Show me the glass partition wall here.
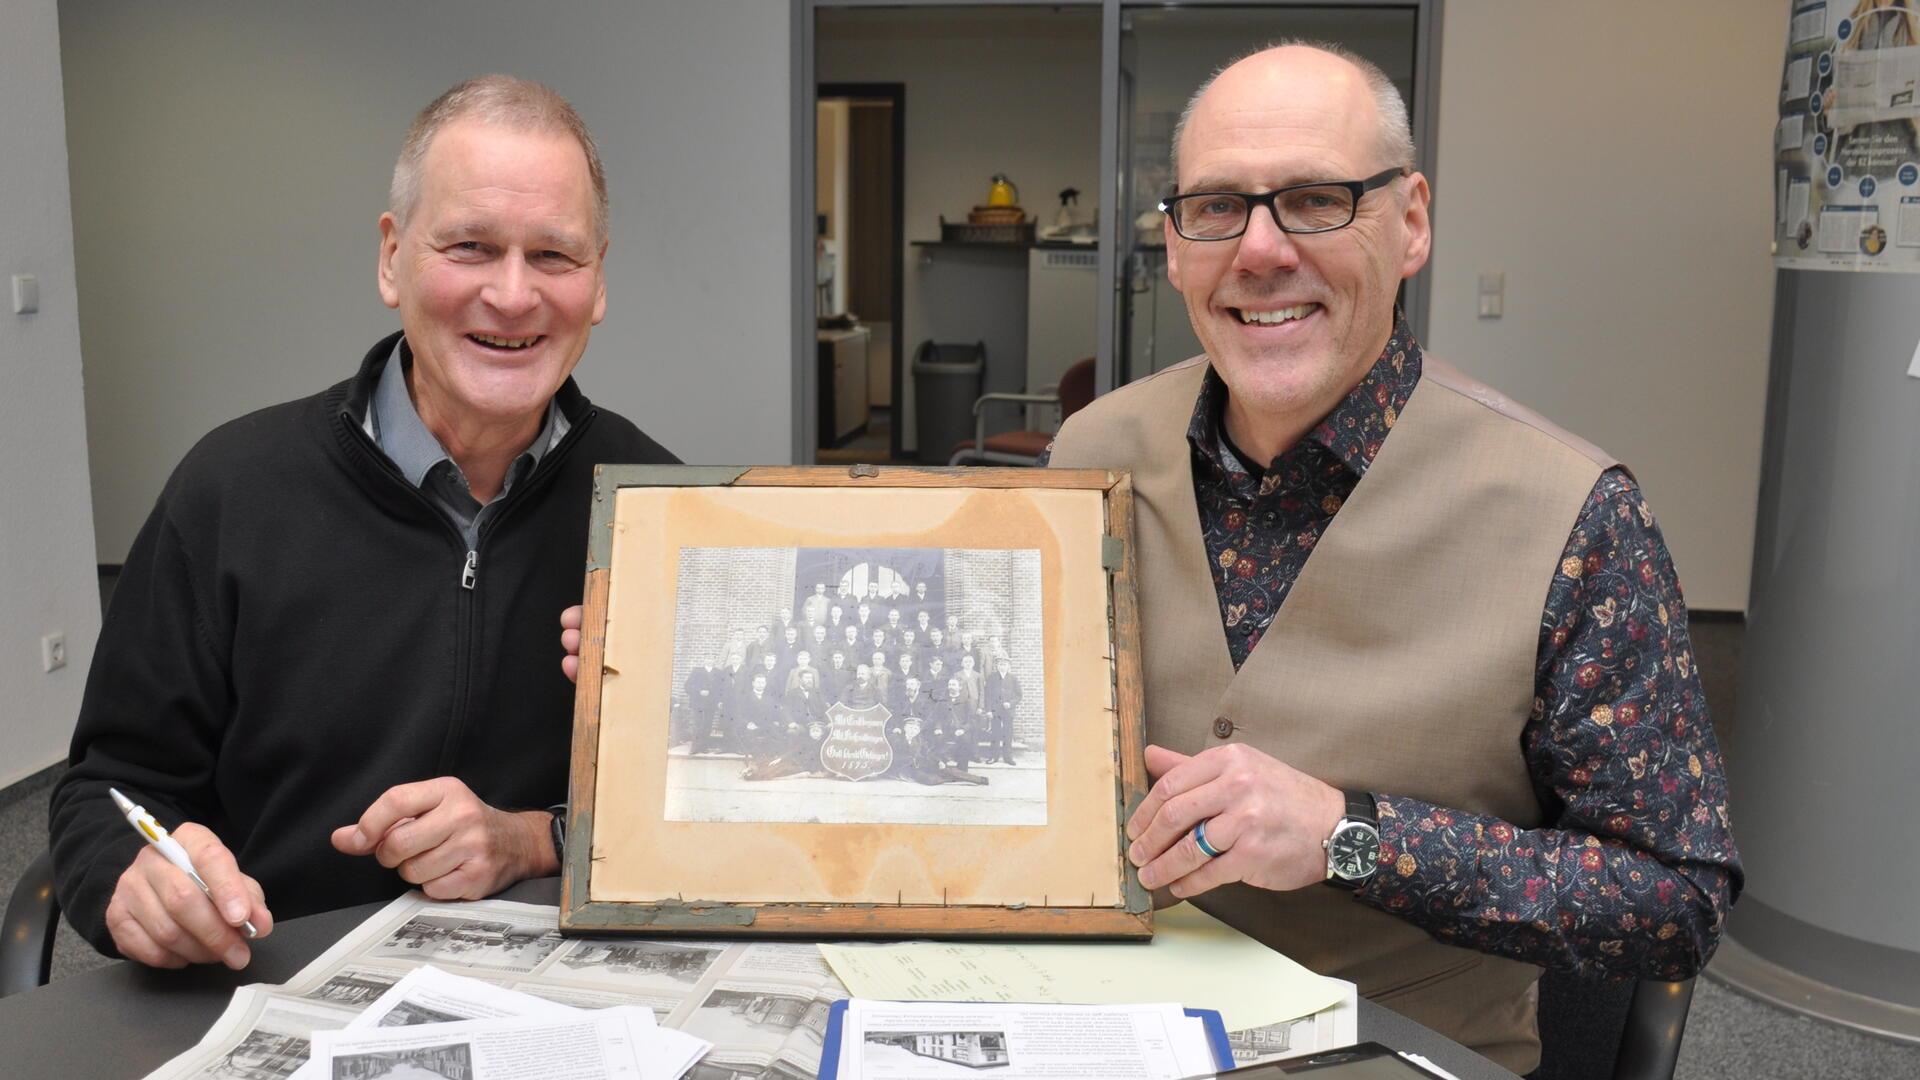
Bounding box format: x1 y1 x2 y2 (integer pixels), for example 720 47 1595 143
793 1 1438 463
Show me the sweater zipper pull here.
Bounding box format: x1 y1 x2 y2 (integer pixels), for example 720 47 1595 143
462 550 479 590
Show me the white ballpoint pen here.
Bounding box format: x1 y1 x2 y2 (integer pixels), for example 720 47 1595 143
109 787 258 939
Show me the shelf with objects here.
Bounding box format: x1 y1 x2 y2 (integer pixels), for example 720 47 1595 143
909 240 1098 251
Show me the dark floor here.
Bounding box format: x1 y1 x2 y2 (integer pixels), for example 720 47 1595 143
4 585 1916 1076
815 405 900 465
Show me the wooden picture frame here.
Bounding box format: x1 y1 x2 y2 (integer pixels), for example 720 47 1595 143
560 465 1149 939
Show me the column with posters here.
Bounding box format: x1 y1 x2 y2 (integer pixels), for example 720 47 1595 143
1776 0 1920 270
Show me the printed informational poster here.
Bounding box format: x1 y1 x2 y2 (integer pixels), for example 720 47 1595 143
1775 0 1920 272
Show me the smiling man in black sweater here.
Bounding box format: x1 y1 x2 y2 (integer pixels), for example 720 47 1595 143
49 75 674 970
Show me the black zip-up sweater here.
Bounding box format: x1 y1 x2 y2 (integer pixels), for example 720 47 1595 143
50 333 676 953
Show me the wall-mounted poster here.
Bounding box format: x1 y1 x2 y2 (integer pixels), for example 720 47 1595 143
1776 0 1920 271
560 466 1150 940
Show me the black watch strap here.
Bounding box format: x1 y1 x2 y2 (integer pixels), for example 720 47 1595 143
547 803 568 863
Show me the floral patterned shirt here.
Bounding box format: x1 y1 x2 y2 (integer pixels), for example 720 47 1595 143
1178 319 1741 980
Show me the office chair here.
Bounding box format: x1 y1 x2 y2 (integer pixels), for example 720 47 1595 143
1613 978 1696 1080
1 849 59 998
1534 969 1696 1080
947 356 1097 466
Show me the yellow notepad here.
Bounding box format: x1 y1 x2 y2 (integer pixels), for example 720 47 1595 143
818 902 1346 1031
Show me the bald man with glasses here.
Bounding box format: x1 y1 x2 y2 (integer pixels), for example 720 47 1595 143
1043 42 1740 1073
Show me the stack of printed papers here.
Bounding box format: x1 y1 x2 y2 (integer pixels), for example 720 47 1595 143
139 893 1356 1079
286 966 707 1080
140 893 850 1080
825 1000 1225 1080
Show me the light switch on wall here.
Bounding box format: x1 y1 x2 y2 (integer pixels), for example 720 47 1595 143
1477 271 1503 319
11 274 38 315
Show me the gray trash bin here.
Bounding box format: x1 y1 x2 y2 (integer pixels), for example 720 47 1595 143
911 341 985 465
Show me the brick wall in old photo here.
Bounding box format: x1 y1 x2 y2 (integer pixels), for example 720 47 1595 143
945 548 1045 748
670 547 797 694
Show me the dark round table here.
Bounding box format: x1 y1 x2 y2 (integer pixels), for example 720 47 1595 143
0 879 1519 1079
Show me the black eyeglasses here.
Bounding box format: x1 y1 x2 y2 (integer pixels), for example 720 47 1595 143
1159 167 1407 241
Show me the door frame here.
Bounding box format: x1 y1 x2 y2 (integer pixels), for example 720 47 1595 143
818 82 906 461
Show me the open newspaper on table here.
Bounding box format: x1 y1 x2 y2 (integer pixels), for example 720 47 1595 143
142 893 844 1080
140 891 1357 1080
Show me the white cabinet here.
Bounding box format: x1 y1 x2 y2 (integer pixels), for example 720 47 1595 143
817 326 871 446
1024 247 1099 430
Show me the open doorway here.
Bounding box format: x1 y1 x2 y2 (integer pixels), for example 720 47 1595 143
816 83 904 463
815 5 1101 463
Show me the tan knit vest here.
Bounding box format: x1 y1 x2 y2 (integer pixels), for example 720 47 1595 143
1050 356 1615 1073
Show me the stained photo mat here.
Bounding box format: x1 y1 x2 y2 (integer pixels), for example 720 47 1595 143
564 467 1149 939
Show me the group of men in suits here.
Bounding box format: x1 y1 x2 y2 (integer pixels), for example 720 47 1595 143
673 578 1029 780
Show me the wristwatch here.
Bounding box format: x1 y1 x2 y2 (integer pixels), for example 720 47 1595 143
1323 790 1381 891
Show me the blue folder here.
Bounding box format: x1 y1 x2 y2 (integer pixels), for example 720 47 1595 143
818 998 1234 1078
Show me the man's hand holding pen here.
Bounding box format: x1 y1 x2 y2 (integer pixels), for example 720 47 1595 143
103 776 555 971
105 820 272 971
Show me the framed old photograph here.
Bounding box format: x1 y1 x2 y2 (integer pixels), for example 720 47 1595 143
560 465 1149 939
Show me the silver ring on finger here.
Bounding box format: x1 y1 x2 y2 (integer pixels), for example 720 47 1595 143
1193 817 1227 859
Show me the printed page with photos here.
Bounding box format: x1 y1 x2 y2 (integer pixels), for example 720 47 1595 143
307 1007 689 1080
279 965 683 1080
139 894 842 1080
835 1000 1220 1080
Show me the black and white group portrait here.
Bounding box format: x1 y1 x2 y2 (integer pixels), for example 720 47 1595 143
662 547 1046 826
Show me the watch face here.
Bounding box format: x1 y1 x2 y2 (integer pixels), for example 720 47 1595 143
1329 823 1380 880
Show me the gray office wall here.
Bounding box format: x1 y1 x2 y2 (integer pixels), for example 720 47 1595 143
61 1 793 563
1426 4 1778 614
0 0 102 786
1731 268 1920 1007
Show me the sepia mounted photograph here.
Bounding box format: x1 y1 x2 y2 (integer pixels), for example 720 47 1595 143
561 466 1149 940
663 545 1046 827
